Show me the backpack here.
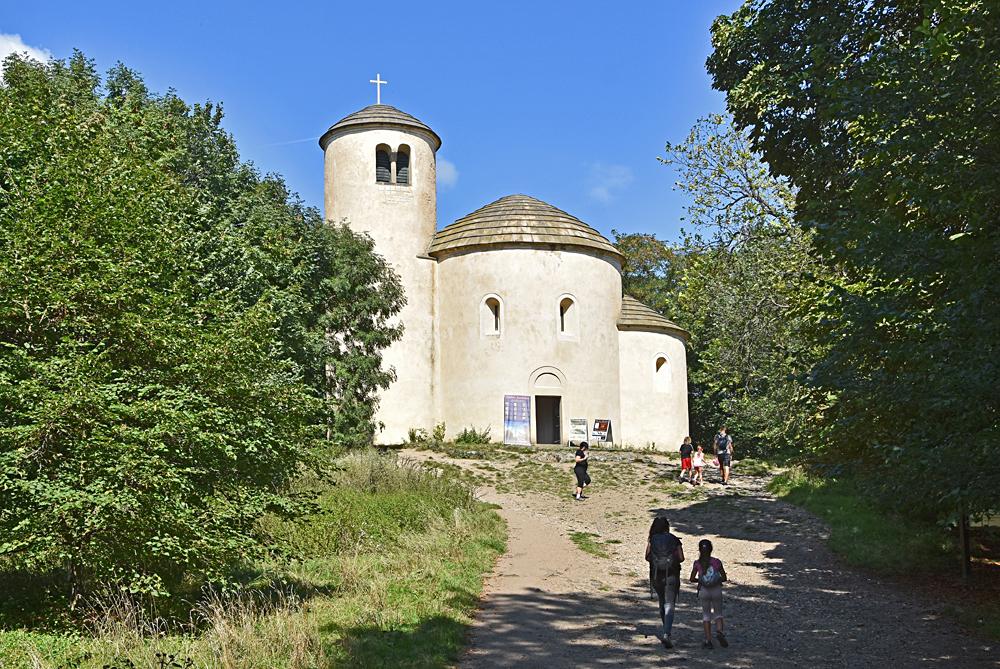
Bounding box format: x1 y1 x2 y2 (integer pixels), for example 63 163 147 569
649 534 678 572
715 433 729 453
698 559 723 588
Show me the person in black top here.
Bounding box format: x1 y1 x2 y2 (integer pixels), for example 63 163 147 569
679 436 694 483
573 442 591 501
645 516 685 648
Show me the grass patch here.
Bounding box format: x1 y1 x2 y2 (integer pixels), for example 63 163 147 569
768 468 951 573
418 457 491 489
734 458 773 477
568 532 611 559
405 439 523 463
494 461 568 497
0 450 507 668
592 462 643 490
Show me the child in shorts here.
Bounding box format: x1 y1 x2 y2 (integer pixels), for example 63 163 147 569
690 538 728 648
679 436 693 482
692 444 705 486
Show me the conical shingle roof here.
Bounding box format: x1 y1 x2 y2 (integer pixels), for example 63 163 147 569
428 194 623 261
618 295 689 339
319 104 441 149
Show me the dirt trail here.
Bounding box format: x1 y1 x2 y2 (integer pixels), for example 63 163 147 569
404 448 998 668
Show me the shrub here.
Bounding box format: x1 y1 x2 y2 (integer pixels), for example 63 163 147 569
407 427 430 445
455 426 492 445
431 422 447 444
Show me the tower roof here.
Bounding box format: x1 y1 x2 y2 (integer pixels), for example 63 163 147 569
427 194 623 261
617 295 689 339
319 104 441 150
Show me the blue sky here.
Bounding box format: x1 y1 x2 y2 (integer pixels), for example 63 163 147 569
3 1 742 243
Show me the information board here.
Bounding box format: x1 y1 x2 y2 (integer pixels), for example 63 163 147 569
569 418 589 445
591 418 612 444
503 395 531 446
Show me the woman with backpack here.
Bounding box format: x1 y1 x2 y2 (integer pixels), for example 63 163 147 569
689 538 728 649
645 516 684 648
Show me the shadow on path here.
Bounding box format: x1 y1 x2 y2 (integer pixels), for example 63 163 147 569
463 490 997 668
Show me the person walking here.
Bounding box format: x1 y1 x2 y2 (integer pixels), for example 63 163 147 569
691 444 706 485
573 442 591 501
714 426 734 486
690 538 728 649
679 436 693 482
645 516 685 649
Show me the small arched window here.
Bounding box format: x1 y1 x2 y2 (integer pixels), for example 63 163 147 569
480 295 503 337
558 296 578 337
654 356 670 393
375 145 391 183
396 145 410 185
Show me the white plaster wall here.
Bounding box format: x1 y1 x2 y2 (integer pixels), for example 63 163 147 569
617 329 689 450
435 247 623 444
322 127 438 444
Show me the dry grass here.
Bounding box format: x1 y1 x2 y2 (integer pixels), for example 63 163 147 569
16 588 326 669
4 449 506 669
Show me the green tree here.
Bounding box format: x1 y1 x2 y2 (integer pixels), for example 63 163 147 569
0 52 402 601
708 1 1000 517
661 115 827 455
612 230 682 316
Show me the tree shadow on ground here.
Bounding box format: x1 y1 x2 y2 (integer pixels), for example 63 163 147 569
321 616 468 669
450 493 996 669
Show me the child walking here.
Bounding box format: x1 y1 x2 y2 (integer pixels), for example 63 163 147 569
690 539 728 649
679 436 693 482
691 445 706 486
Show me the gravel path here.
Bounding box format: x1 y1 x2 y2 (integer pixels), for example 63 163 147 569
405 448 998 668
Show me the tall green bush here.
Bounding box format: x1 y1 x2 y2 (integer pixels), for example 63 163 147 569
0 52 403 600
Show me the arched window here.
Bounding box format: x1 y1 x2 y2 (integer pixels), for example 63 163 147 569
654 356 670 393
480 295 502 337
558 296 578 337
375 145 391 183
395 145 410 185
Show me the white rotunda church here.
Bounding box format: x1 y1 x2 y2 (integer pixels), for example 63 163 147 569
319 100 689 449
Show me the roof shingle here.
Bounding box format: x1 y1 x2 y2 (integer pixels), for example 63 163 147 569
319 104 441 149
618 295 689 339
428 194 623 261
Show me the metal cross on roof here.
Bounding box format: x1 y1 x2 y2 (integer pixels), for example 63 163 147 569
369 73 387 105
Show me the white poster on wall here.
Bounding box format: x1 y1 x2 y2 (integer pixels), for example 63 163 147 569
569 418 588 445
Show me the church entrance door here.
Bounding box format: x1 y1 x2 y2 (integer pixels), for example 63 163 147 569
535 395 561 445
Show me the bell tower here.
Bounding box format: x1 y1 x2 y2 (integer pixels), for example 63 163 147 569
319 89 440 444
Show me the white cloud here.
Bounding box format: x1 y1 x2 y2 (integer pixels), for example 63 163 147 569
587 162 634 203
0 33 53 70
437 157 459 189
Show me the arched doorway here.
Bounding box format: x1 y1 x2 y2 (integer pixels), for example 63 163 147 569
531 367 564 445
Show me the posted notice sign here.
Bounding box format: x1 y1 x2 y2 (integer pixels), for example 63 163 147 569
592 419 612 443
503 395 531 446
569 418 589 445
